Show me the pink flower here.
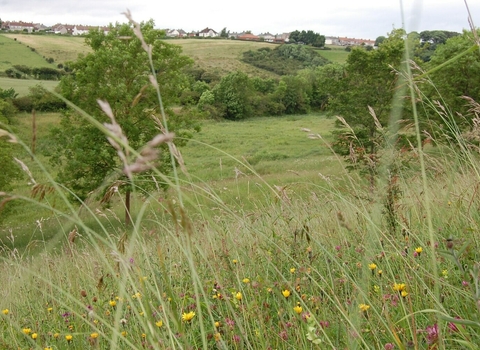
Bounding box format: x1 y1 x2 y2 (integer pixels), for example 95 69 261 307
425 324 438 345
384 343 395 350
279 330 288 341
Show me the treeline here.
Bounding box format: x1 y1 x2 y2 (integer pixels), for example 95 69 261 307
4 65 66 80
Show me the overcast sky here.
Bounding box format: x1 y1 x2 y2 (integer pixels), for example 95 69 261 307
1 0 479 39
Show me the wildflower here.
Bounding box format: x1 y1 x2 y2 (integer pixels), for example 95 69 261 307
120 318 127 326
109 300 116 307
142 333 146 339
392 283 406 293
139 311 144 316
68 325 74 331
377 269 383 277
232 259 238 264
235 292 242 301
53 333 60 339
45 347 53 350
81 290 87 298
425 323 438 345
415 247 423 256
214 332 221 341
32 333 38 340
90 332 99 339
373 285 380 293
23 328 31 335
266 287 273 293
156 320 163 328
242 278 250 284
215 321 221 328
182 311 195 323
462 280 469 287
293 303 303 314
2 309 9 315
290 268 296 274
279 329 288 340
282 289 291 298
121 331 127 337
442 269 448 278
65 334 73 342
401 290 408 298
359 304 370 312
233 334 241 343
47 307 53 313
384 343 395 350
368 263 377 272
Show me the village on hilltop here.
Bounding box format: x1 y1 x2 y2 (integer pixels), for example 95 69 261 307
0 20 376 46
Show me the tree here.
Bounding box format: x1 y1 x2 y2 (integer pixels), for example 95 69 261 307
213 71 254 120
48 20 197 224
329 29 406 187
220 27 229 38
375 36 386 47
421 29 480 132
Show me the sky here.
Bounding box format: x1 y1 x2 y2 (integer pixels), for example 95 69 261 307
1 0 479 40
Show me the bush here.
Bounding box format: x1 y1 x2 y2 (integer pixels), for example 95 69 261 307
12 96 34 112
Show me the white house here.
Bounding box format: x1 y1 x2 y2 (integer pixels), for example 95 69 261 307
198 27 218 37
4 21 35 33
258 32 275 42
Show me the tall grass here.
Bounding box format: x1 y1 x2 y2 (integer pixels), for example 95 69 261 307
1 9 480 350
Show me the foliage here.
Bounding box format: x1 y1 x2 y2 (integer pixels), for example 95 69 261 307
273 75 311 114
242 44 330 75
0 87 18 99
420 30 480 131
289 29 326 47
48 21 197 201
415 30 461 62
212 71 254 120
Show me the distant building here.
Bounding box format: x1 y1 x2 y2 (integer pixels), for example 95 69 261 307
166 29 188 38
275 33 290 43
237 33 260 41
3 21 36 33
198 27 218 37
258 32 275 42
337 37 375 46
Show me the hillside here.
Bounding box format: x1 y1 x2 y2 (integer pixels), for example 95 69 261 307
0 34 58 72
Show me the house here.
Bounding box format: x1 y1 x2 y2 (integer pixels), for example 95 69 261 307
325 36 341 45
72 25 91 36
237 33 260 41
4 21 36 33
258 32 275 42
337 37 375 46
166 29 188 38
52 23 72 34
198 27 218 37
274 33 290 43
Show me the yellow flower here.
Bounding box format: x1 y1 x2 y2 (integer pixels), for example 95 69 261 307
401 290 409 298
2 309 9 315
156 320 163 328
32 333 38 340
415 247 423 254
392 283 406 292
242 278 250 284
109 300 117 307
377 269 383 276
359 304 370 312
44 347 53 350
182 311 195 323
121 331 127 337
293 304 303 314
90 332 99 339
214 332 221 341
65 334 73 342
53 333 60 339
22 328 31 335
139 312 144 316
142 333 146 339
235 292 242 301
368 263 377 271
442 269 448 278
215 321 221 328
47 307 53 313
373 285 380 293
282 289 291 298
232 259 238 264
290 268 296 274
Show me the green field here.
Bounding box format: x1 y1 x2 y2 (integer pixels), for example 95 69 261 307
0 34 57 71
316 46 350 64
2 33 90 65
0 77 58 96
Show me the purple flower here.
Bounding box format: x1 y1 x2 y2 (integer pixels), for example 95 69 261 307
384 343 395 350
425 324 438 345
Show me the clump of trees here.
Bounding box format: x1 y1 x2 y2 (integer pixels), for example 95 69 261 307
242 44 329 75
288 30 326 47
